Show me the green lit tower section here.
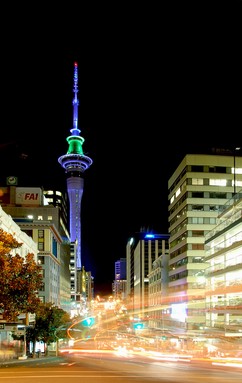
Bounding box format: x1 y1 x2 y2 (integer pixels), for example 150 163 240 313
58 62 93 270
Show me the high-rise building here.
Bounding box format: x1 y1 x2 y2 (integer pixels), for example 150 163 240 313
58 62 93 302
115 258 126 280
126 231 170 318
113 258 127 299
167 151 242 331
204 192 242 338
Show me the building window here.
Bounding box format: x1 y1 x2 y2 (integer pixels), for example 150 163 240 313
191 165 204 172
209 192 227 199
209 179 227 186
38 256 45 265
192 178 204 185
192 243 204 250
190 217 204 224
209 166 227 173
192 205 204 211
39 297 45 303
191 191 204 198
38 242 44 251
209 205 220 211
192 230 204 237
40 269 45 278
38 230 44 251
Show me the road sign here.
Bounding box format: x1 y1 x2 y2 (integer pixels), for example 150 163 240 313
81 317 95 327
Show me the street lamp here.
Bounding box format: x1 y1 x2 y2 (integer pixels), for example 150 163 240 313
233 147 241 195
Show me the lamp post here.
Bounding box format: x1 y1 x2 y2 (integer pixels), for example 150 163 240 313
233 147 241 196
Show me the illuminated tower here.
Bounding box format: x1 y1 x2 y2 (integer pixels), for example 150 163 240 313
58 62 93 272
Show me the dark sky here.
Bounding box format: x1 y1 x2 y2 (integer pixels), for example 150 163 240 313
1 2 241 295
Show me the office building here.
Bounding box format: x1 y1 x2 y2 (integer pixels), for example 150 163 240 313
0 204 38 346
167 151 242 331
204 191 242 338
126 231 170 320
0 204 38 262
148 246 169 330
113 258 127 299
1 185 71 313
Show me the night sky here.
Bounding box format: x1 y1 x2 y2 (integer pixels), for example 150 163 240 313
1 2 241 295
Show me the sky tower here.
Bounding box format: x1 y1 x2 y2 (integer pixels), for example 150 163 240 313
58 62 93 271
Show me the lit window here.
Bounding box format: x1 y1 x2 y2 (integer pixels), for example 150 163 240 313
209 179 227 186
175 188 181 197
192 178 203 185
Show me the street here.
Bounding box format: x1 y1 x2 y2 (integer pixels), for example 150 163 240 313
0 352 242 382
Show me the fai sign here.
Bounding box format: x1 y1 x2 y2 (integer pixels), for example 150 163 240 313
16 188 42 205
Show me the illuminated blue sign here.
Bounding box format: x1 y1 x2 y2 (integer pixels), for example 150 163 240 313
81 317 95 327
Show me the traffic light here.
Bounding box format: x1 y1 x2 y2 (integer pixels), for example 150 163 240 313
133 322 144 330
81 317 95 327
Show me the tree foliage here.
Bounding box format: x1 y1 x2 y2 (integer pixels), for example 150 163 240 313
26 302 71 356
0 228 43 321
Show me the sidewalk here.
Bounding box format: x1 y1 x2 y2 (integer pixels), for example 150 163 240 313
0 355 61 367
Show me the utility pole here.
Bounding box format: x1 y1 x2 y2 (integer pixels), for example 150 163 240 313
18 313 28 359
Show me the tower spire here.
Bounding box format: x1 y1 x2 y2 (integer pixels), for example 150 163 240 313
59 62 92 166
71 61 80 136
58 62 93 276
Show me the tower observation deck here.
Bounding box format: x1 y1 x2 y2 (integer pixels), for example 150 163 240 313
58 62 93 270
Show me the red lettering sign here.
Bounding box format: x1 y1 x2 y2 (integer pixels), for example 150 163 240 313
24 193 38 200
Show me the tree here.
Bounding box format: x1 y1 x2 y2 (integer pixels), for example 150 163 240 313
26 302 71 356
0 228 43 321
